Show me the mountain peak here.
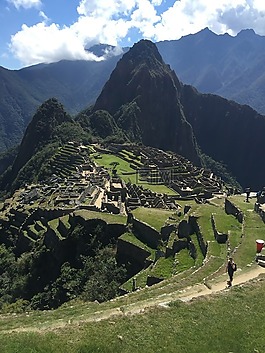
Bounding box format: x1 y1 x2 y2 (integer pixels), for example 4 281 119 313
10 98 71 179
237 28 256 37
120 39 165 71
198 27 216 36
92 40 200 164
93 39 179 115
129 39 162 57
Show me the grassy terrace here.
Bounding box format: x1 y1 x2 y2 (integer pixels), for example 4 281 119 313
131 207 173 231
229 195 264 268
149 256 175 278
0 195 265 352
1 277 265 352
92 153 136 178
73 209 127 224
119 232 156 260
92 152 177 195
138 183 177 195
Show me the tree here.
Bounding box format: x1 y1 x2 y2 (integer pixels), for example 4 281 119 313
81 246 126 302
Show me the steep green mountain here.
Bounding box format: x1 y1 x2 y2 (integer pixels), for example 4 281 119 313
1 98 90 191
2 38 265 190
91 40 201 165
3 29 265 152
79 39 265 189
0 57 120 152
0 66 40 151
77 109 126 143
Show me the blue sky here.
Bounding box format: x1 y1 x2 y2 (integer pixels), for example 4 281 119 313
1 0 265 70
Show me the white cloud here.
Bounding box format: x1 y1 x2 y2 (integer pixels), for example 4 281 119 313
10 22 101 66
39 10 49 23
131 0 161 38
8 0 265 67
72 15 132 47
7 0 41 9
77 0 137 18
152 0 265 41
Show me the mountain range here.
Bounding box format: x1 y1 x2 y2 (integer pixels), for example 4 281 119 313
2 28 265 153
2 38 265 192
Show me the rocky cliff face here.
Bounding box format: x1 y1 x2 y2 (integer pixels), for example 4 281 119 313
93 40 201 165
180 85 265 189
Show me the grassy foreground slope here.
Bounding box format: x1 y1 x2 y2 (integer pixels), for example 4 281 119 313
1 276 265 353
0 195 265 352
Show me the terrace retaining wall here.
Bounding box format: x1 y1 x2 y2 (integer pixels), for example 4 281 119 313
225 198 243 223
211 214 228 244
131 217 161 248
116 238 151 266
189 215 207 257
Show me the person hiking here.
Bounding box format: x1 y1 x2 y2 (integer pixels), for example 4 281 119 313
226 257 237 287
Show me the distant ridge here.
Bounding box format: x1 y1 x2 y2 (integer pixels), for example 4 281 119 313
157 27 265 112
2 29 265 152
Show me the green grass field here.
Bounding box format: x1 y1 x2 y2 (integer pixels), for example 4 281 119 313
1 276 265 353
74 209 127 224
132 207 173 231
91 152 177 195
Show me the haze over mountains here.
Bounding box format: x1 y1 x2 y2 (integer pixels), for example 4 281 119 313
2 28 265 153
157 27 265 111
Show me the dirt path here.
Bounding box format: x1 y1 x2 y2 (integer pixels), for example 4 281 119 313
3 264 265 334
176 264 265 302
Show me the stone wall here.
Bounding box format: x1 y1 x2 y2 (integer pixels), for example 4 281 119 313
165 238 188 257
189 215 207 257
225 198 243 223
188 240 197 259
211 214 228 244
161 224 176 241
57 218 69 237
254 202 265 223
22 207 74 229
69 215 126 240
178 219 191 238
116 238 151 266
146 275 164 286
131 217 161 248
44 227 60 250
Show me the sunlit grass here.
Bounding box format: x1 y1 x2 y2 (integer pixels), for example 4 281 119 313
74 209 127 224
132 207 173 231
2 278 265 353
119 232 156 260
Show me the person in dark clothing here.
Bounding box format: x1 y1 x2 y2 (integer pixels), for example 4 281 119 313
245 188 250 202
226 257 236 287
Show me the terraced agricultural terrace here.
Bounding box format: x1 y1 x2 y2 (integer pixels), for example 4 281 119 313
0 141 265 315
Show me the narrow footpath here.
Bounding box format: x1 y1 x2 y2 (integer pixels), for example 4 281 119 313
4 263 265 333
